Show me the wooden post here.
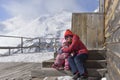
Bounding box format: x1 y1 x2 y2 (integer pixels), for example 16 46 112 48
39 38 41 52
54 38 57 52
54 38 57 59
96 22 98 49
8 48 11 55
21 37 23 53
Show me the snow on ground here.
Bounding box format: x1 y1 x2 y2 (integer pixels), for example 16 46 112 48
0 52 54 62
43 76 73 80
57 76 107 80
101 77 107 80
57 76 73 80
44 76 107 80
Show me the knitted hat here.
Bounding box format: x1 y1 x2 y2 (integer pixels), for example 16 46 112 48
64 29 73 37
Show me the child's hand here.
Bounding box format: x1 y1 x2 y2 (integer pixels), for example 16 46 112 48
57 49 62 54
63 54 66 58
71 53 74 56
71 52 75 56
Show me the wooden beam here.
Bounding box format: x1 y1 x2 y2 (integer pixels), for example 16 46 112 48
31 68 107 78
105 0 119 27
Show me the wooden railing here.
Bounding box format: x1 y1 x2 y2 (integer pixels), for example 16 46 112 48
0 46 40 55
0 35 61 56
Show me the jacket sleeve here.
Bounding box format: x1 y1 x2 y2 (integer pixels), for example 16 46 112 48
62 35 79 53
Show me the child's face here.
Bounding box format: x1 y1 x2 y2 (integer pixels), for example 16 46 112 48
65 36 72 43
62 42 68 46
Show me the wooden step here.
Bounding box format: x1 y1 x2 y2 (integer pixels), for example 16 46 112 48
32 78 44 80
85 60 106 68
54 50 106 60
106 74 111 80
31 68 107 78
42 59 107 68
88 50 106 54
32 76 101 80
88 50 106 60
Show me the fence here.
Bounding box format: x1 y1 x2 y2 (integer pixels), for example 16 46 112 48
0 35 61 56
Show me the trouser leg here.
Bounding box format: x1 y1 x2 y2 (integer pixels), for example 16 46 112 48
68 56 78 74
74 54 88 75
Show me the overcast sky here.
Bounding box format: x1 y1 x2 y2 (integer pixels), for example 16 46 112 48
0 0 99 21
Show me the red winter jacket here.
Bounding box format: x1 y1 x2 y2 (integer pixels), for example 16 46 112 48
62 34 88 55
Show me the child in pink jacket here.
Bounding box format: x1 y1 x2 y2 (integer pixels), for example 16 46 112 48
52 39 70 70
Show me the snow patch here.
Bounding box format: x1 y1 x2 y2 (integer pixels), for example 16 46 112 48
57 76 73 80
101 77 107 80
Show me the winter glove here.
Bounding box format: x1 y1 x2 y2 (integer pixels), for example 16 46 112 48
57 49 63 54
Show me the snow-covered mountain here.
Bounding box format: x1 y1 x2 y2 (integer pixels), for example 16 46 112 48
0 11 71 54
0 11 71 38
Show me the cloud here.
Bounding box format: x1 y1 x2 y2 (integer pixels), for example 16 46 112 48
44 0 82 13
2 0 43 19
0 16 29 33
2 0 81 19
94 7 99 12
0 0 99 34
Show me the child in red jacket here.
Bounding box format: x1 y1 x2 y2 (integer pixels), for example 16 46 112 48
62 29 88 80
52 39 70 70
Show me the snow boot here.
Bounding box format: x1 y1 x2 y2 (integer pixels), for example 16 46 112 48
72 72 80 80
79 76 88 80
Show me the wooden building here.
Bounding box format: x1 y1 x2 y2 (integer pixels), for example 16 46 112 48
105 0 120 80
71 0 120 80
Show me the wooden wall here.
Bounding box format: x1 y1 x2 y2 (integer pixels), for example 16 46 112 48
99 0 104 13
105 0 120 80
72 13 104 49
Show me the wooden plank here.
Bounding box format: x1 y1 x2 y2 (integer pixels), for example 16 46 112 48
72 13 104 49
0 62 41 80
32 78 44 80
87 14 97 48
99 0 104 13
71 13 78 34
31 68 107 78
31 68 72 78
0 46 40 50
0 35 33 39
107 43 120 54
106 73 113 80
32 76 100 80
72 13 87 46
107 50 120 80
105 0 119 27
107 61 120 80
42 50 107 68
97 14 104 48
42 59 106 69
107 50 120 72
105 1 120 39
105 0 120 79
80 14 87 46
104 0 110 13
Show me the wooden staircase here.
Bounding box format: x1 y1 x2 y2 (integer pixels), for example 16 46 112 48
31 49 107 80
